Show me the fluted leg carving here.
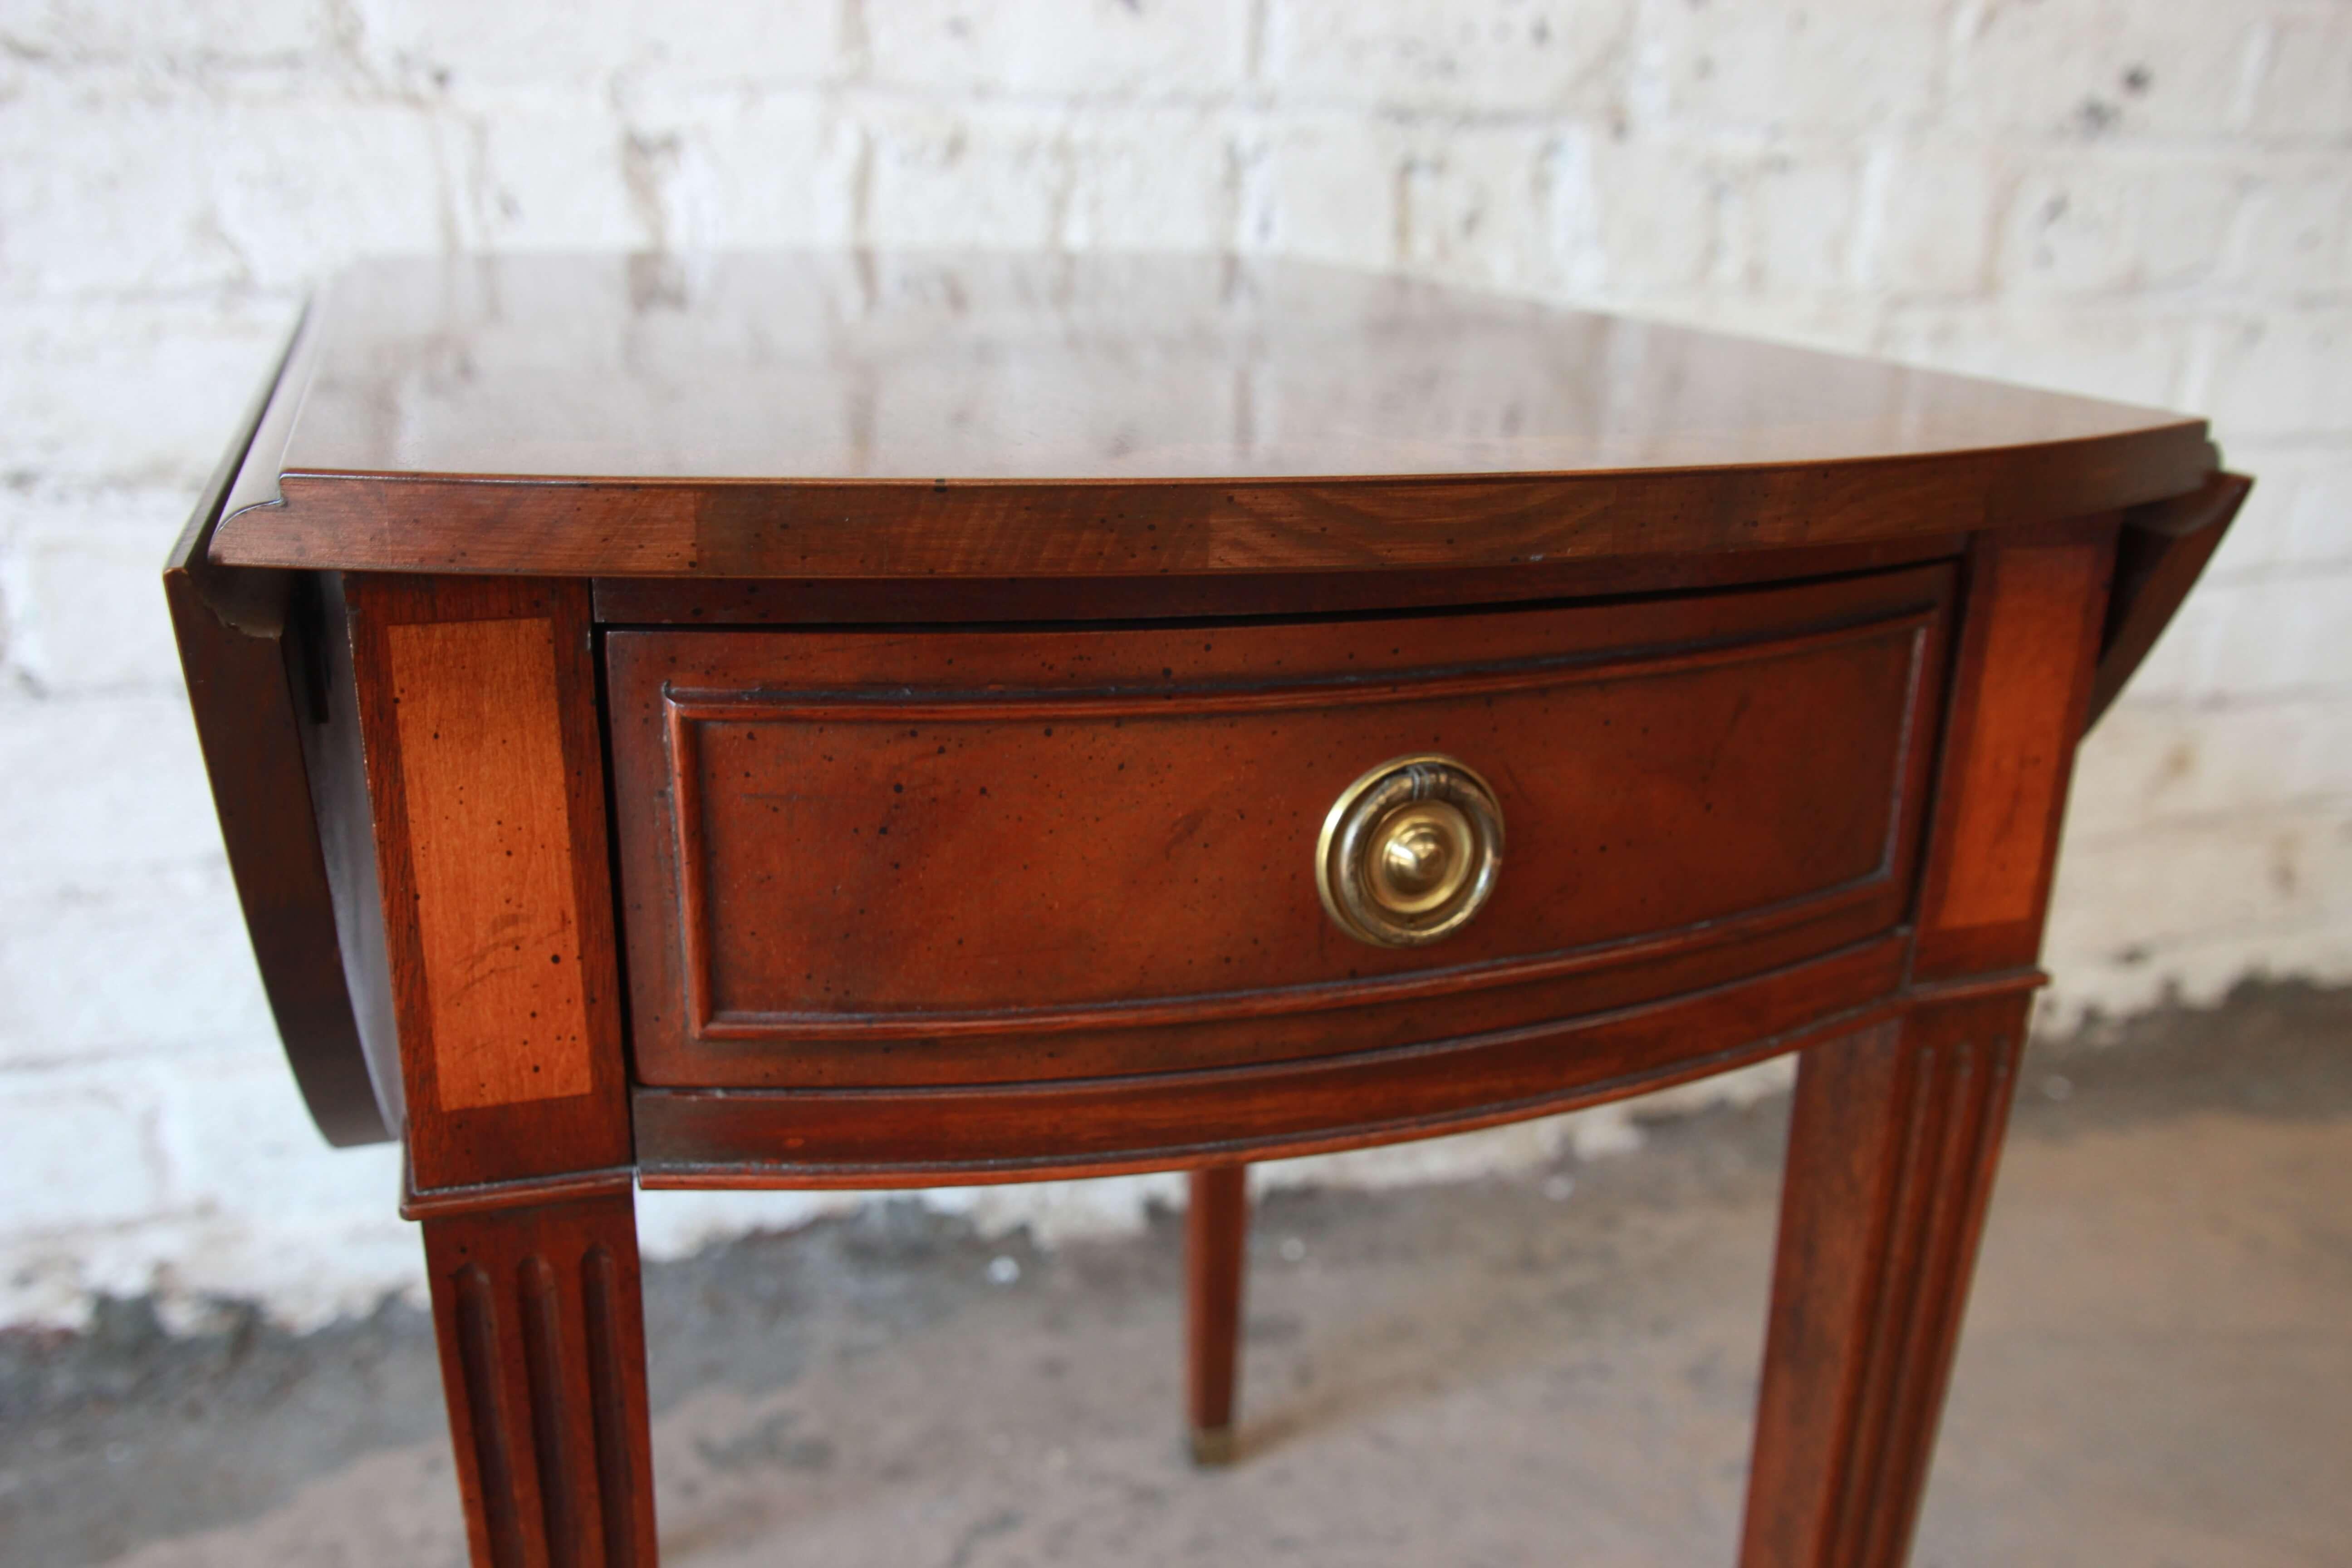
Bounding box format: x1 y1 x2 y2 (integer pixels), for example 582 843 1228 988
424 1190 658 1568
1741 997 2026 1568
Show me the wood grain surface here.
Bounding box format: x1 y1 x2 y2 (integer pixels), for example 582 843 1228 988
204 251 2215 578
1932 541 2107 930
610 566 1950 1090
345 575 632 1194
162 315 391 1146
632 934 1907 1186
1740 992 2029 1568
422 1191 657 1568
589 535 1965 627
387 615 594 1110
1916 522 2117 978
161 245 2249 1568
2087 471 2252 728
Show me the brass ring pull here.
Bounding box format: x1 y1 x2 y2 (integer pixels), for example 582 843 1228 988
1316 754 1504 947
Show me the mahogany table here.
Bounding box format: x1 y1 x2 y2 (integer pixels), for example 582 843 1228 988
166 251 2244 1568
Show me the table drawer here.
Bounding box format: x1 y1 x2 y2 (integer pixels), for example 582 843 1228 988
609 565 1952 1089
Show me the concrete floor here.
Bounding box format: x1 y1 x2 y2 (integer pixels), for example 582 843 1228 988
5 983 2348 1567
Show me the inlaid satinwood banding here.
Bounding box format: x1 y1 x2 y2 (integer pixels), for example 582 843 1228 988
387 615 595 1110
1931 540 2107 932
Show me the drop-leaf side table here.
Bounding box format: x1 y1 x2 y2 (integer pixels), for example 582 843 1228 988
166 251 2244 1568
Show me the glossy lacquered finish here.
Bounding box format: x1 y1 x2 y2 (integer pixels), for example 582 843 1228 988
608 567 1949 1112
162 321 392 1146
161 248 2252 1568
206 251 2214 580
346 574 633 1199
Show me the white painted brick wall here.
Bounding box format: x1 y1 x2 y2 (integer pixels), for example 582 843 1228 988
1 0 2345 1328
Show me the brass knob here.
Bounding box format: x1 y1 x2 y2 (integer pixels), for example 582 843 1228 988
1316 755 1503 947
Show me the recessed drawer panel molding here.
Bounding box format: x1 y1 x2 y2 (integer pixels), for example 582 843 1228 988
608 566 1953 1088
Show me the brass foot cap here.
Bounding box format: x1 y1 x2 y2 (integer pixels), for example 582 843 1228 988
1188 1425 1237 1467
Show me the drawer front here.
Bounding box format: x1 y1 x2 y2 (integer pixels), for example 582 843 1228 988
609 565 1951 1088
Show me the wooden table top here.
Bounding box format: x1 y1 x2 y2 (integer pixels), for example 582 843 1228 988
209 250 2216 579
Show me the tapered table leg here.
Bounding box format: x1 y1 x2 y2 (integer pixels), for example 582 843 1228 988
1740 996 2027 1568
1186 1163 1250 1465
423 1187 659 1568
